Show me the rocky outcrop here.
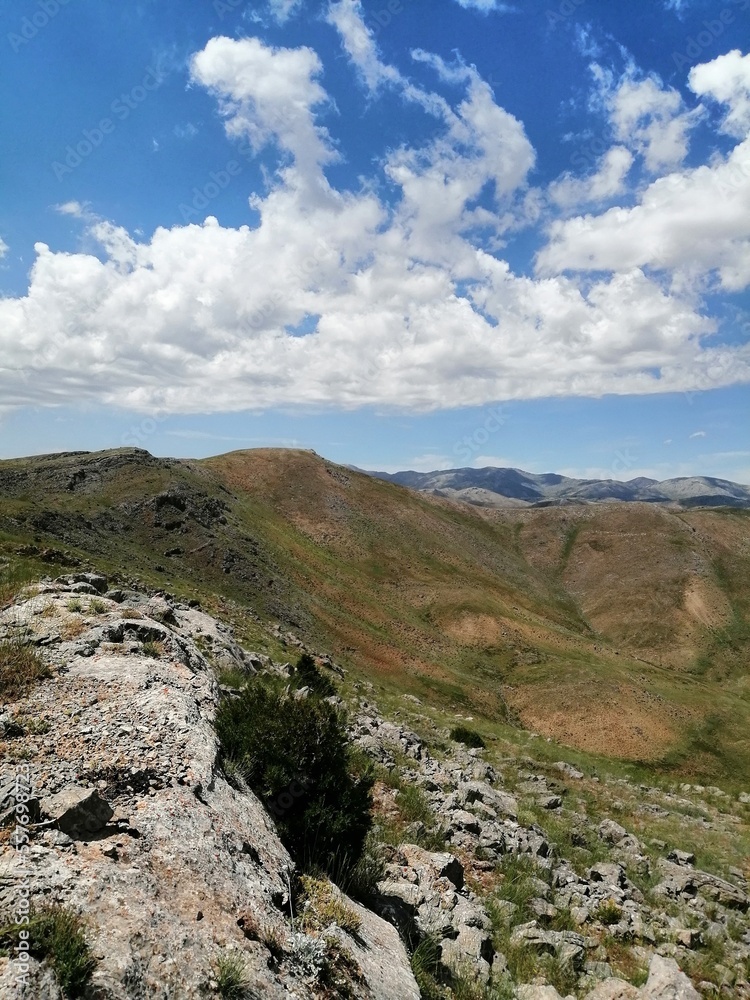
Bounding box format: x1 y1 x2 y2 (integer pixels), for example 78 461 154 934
0 576 419 999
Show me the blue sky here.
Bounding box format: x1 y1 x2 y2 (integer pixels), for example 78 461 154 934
1 0 749 482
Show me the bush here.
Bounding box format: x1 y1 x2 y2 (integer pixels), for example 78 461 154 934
449 726 485 749
410 936 444 1000
215 678 373 879
294 652 336 698
0 636 50 700
0 904 96 997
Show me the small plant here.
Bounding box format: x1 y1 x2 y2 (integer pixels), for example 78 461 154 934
66 598 83 613
214 950 253 999
88 599 107 615
410 936 444 1000
449 726 485 749
0 635 50 700
61 619 86 640
0 904 96 997
120 608 144 619
595 898 623 926
299 875 362 935
142 640 163 659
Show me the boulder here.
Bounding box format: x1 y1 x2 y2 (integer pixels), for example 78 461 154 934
640 954 701 999
40 785 113 839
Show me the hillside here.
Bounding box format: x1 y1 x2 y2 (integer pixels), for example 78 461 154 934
1 447 749 786
369 467 750 509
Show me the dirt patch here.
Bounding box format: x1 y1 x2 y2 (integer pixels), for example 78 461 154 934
507 682 681 760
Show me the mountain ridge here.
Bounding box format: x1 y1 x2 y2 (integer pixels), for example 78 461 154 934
366 465 750 509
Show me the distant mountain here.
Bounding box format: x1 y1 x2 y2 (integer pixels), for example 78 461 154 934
367 467 750 509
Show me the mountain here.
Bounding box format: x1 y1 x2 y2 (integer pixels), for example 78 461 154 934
368 466 750 509
1 447 750 786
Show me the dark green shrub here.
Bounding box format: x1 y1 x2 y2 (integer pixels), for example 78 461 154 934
449 726 485 749
215 678 372 879
294 652 336 698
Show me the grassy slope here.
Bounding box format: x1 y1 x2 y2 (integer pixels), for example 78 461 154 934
1 447 749 787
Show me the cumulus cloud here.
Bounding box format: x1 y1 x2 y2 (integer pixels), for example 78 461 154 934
549 146 634 208
1 39 749 416
0 237 8 259
596 66 701 172
689 50 750 137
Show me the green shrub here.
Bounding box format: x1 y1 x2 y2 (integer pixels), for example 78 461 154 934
294 652 336 697
66 598 83 613
449 726 485 749
0 904 96 997
595 898 623 926
215 677 373 879
0 636 50 700
88 599 107 615
299 875 362 934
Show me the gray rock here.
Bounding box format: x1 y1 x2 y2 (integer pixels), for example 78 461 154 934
667 849 696 866
600 819 628 844
39 785 113 839
582 980 640 999
640 953 701 999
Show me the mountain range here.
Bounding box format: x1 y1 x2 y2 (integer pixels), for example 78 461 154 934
367 467 750 509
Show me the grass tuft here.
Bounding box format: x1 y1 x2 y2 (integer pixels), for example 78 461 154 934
0 635 50 700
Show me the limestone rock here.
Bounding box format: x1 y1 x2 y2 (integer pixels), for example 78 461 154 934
640 953 701 999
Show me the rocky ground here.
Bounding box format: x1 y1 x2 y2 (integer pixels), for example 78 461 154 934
0 574 748 998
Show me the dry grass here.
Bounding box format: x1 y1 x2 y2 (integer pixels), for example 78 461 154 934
0 636 50 700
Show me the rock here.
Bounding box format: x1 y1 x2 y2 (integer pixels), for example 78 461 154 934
640 953 701 999
675 928 702 949
583 980 640 999
654 859 749 911
600 819 628 844
328 898 421 1000
667 849 696 866
540 794 563 809
39 785 114 839
516 986 567 1000
555 761 584 779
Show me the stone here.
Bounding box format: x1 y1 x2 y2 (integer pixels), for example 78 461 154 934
640 953 701 999
675 928 702 949
583 980 640 1000
555 761 584 779
516 987 567 1000
667 849 696 866
39 785 114 839
600 819 628 844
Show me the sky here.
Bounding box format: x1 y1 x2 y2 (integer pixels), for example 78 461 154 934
0 0 749 482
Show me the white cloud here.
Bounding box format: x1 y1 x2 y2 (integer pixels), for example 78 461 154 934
0 237 8 259
689 50 750 138
55 201 87 218
689 430 707 438
190 36 335 191
537 132 750 291
549 146 634 208
268 0 302 22
596 66 701 172
0 37 749 417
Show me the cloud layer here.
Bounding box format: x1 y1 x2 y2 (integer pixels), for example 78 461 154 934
1 13 749 415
